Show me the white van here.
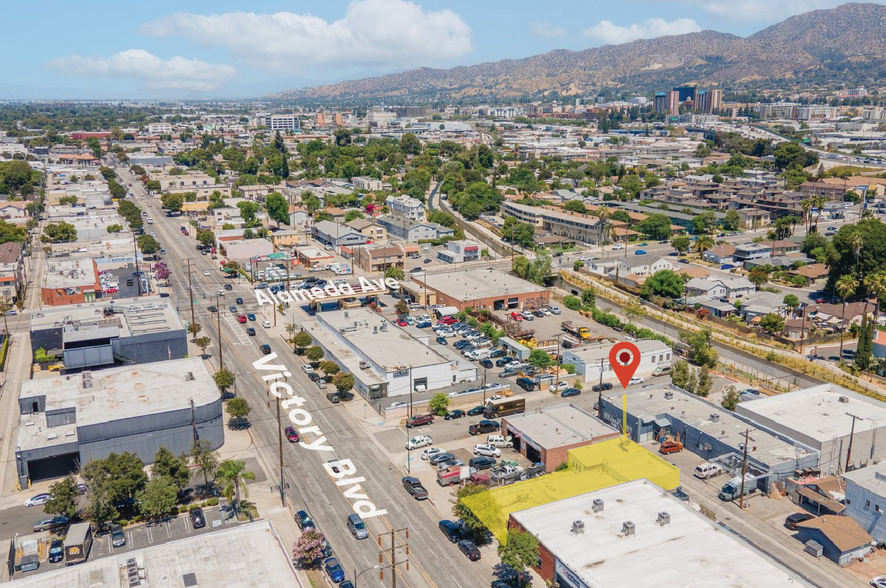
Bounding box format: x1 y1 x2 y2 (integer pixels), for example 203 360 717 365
694 463 723 479
652 365 671 377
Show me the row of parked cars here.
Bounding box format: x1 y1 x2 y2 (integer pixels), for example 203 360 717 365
294 509 360 588
508 305 561 322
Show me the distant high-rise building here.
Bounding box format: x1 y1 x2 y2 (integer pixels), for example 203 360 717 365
694 89 723 114
263 115 299 131
654 91 669 114
393 106 427 118
674 86 697 102
667 91 681 116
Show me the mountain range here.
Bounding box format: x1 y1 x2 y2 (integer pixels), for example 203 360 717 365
275 2 886 103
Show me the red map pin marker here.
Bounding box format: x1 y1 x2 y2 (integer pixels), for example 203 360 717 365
609 342 641 389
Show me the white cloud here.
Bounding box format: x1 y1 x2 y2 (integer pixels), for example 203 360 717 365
46 49 236 92
682 0 865 22
532 22 567 39
584 17 701 45
142 0 473 71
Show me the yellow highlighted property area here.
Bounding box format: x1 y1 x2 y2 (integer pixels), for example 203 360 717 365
463 438 681 543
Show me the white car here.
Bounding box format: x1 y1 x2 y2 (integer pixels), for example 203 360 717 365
262 320 272 328
203 270 210 276
612 243 625 250
871 577 886 588
549 306 562 315
421 447 444 460
629 376 645 386
487 395 505 402
301 365 314 374
24 493 50 507
406 435 433 450
473 444 502 458
541 307 552 316
389 401 409 409
549 381 568 392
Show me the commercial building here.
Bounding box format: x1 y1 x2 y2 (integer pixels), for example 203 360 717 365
306 307 476 399
5 520 296 587
737 384 886 474
694 89 722 114
409 268 549 312
385 194 425 220
352 176 390 192
145 122 172 135
263 115 300 131
601 386 819 486
29 296 188 369
563 340 672 384
15 357 223 486
437 240 480 264
842 463 886 542
509 479 813 588
376 215 454 242
355 243 406 272
41 258 101 306
501 404 620 471
311 220 368 248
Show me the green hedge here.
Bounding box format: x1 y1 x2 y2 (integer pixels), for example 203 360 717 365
0 334 8 372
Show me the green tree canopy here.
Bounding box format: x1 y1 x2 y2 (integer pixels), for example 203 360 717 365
42 221 78 243
152 446 191 490
137 476 179 520
528 349 552 369
161 193 184 213
44 475 79 519
498 530 540 571
213 368 235 395
265 192 290 226
137 234 160 254
429 392 450 415
637 213 672 240
641 270 684 299
226 397 251 419
332 372 354 394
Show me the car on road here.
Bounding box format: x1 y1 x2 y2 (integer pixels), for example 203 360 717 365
473 444 502 458
635 250 647 255
235 297 244 304
48 539 64 563
237 315 247 323
229 306 237 313
561 387 581 397
406 435 433 450
629 376 645 385
439 520 466 543
784 512 815 530
402 476 429 500
421 447 444 461
259 344 272 354
33 516 69 532
302 365 314 374
509 312 523 322
406 414 434 428
247 313 256 321
208 306 218 313
444 410 466 420
549 381 568 392
112 525 127 547
469 420 500 436
871 577 886 588
410 267 423 274
323 557 345 583
612 243 624 250
224 284 233 291
24 493 50 507
296 510 315 530
424 258 431 264
458 539 481 561
285 426 300 443
262 320 272 328
467 406 486 416
202 270 210 276
190 507 206 529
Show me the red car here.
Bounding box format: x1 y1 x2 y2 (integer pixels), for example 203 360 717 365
237 315 248 323
396 318 408 327
659 441 683 455
438 316 457 325
510 312 523 322
285 426 299 443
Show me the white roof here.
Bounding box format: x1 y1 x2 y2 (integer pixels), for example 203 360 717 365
511 479 813 588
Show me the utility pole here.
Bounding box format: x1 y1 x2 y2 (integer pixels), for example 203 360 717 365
846 412 864 472
597 357 605 420
554 334 563 392
132 231 142 296
189 398 197 445
377 528 409 588
276 393 285 507
739 429 750 509
216 293 223 370
187 258 195 327
408 365 414 419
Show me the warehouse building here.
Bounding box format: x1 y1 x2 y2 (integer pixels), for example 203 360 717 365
600 386 819 487
303 307 476 399
736 384 886 474
15 358 223 486
29 296 188 369
562 340 672 384
501 404 620 472
408 268 548 312
508 479 813 588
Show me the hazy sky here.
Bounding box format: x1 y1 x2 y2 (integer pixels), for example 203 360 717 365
2 0 873 98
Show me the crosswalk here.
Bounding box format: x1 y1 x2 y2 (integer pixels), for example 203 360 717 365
222 313 254 347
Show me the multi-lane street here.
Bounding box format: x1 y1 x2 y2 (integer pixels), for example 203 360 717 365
116 167 491 588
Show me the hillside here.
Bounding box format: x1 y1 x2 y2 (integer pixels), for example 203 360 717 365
275 3 886 103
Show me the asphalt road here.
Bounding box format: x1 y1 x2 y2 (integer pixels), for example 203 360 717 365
117 168 491 588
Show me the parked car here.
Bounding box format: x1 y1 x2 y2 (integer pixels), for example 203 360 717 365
469 420 500 436
323 557 345 583
444 410 466 420
592 382 613 392
561 388 581 398
629 376 645 385
659 441 683 455
389 401 408 409
458 539 481 561
111 525 127 547
496 357 516 367
48 539 64 563
24 493 50 507
429 452 456 466
421 447 444 461
469 456 497 470
296 510 315 530
549 381 568 392
406 414 434 428
515 377 536 392
479 359 494 369
190 507 206 529
520 311 534 321
785 512 815 530
871 577 886 588
473 444 502 458
467 406 486 416
406 435 433 450
509 312 523 322
439 519 465 543
285 426 300 443
302 365 315 374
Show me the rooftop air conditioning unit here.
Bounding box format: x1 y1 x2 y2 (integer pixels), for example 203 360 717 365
622 521 635 536
359 361 370 370
710 413 720 423
185 372 195 381
664 391 674 400
592 498 604 513
571 520 585 535
839 396 850 403
657 512 670 526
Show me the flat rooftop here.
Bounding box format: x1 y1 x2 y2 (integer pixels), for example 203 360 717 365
736 384 886 444
412 268 547 302
606 386 816 467
6 520 297 588
511 479 813 588
566 339 668 362
42 258 98 289
843 461 886 494
30 296 185 338
504 403 618 448
18 358 218 451
315 307 451 371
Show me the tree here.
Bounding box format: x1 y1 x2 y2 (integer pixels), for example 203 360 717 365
195 336 211 356
783 294 800 318
237 201 260 224
453 483 490 542
773 141 818 171
694 235 715 255
82 452 148 506
385 266 405 281
637 213 672 240
641 270 684 299
685 370 698 395
492 564 532 588
217 459 256 507
332 372 354 394
59 195 78 206
265 192 290 227
152 446 191 490
563 295 582 310
106 223 123 233
293 331 312 354
42 221 78 243
226 397 252 420
429 392 450 416
760 313 785 335
581 288 596 309
306 346 324 363
682 329 717 367
856 313 875 371
563 200 587 214
161 193 184 213
623 300 645 326
721 385 740 411
292 530 327 568
691 212 716 235
400 133 422 155
696 366 712 397
137 234 160 254
344 210 364 222
748 267 769 290
213 368 235 395
722 209 741 231
671 235 691 254
836 274 859 357
320 361 340 380
191 440 220 487
497 530 540 571
137 476 179 521
187 322 202 338
44 475 79 519
197 230 216 248
671 359 690 389
528 349 552 369
145 179 161 193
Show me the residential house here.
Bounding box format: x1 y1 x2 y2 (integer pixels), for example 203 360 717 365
686 296 736 318
312 220 367 249
352 176 391 192
356 244 406 272
0 201 28 224
323 207 348 222
791 476 846 516
437 240 481 264
376 215 454 242
288 205 308 227
795 516 872 566
733 243 772 264
702 244 735 265
789 263 829 286
739 292 788 322
613 256 671 278
0 242 25 302
385 195 425 221
770 240 802 256
239 184 285 202
685 276 754 300
346 217 387 243
270 230 301 249
843 463 886 543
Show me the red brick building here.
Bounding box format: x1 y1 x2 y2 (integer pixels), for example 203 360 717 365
409 268 549 312
41 259 101 306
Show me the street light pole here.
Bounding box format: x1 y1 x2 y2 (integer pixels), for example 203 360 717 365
216 293 223 370
187 258 195 327
354 564 381 588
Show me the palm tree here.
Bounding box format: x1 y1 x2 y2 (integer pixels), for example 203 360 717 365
863 271 886 323
810 196 827 233
851 233 864 278
596 208 611 246
801 198 814 233
695 235 715 257
217 460 256 511
836 275 858 357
